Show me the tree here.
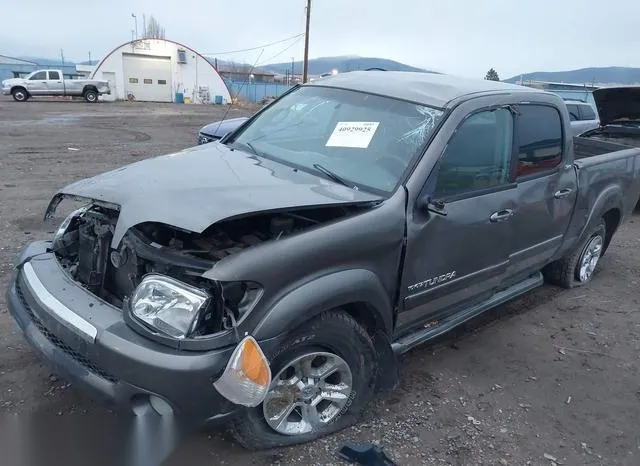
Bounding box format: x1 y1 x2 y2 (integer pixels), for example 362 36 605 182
485 68 500 81
143 15 166 39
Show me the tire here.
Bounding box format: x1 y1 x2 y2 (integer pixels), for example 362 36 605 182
543 220 606 289
229 310 377 450
11 88 28 102
84 89 98 103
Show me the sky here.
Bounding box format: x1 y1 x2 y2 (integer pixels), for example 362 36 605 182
2 0 640 79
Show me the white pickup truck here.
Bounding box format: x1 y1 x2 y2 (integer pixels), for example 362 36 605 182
1 69 110 102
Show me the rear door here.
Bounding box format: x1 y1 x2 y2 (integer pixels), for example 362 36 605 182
46 71 64 95
506 104 577 279
397 105 518 333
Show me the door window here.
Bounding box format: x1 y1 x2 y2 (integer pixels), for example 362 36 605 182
566 104 580 121
48 71 60 80
578 104 596 120
515 105 563 178
30 71 46 80
434 108 514 199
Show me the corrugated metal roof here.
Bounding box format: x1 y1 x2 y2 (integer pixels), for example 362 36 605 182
0 55 38 66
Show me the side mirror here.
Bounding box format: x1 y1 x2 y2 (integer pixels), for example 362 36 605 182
418 194 447 216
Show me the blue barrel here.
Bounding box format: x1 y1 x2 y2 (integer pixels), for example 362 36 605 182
174 92 184 104
214 95 223 105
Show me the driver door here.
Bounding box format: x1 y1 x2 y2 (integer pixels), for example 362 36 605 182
396 107 518 333
25 71 48 95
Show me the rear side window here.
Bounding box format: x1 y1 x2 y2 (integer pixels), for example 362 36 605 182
566 104 580 121
434 108 514 199
48 71 60 80
579 104 596 120
515 105 563 178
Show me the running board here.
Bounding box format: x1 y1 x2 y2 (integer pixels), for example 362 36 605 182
391 272 543 355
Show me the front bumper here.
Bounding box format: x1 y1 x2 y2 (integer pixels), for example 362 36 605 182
2 87 10 95
6 241 241 424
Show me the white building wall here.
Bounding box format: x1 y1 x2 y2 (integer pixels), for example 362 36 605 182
90 39 231 104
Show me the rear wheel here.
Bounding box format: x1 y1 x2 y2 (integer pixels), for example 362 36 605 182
229 311 376 450
543 221 606 288
11 88 28 102
84 89 98 103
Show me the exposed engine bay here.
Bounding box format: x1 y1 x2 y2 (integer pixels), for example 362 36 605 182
52 203 365 336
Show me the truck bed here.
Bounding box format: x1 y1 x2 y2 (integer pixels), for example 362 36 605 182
574 135 640 159
570 132 640 232
574 127 640 159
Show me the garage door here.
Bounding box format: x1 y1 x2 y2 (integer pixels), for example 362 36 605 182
123 53 173 102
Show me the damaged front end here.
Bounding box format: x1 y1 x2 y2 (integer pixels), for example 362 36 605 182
48 196 367 342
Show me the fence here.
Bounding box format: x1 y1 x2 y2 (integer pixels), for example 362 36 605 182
226 80 293 104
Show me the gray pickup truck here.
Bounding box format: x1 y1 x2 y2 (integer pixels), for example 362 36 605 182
2 69 110 102
6 72 640 450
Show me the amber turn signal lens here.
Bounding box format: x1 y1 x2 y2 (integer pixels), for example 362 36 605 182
213 335 272 407
240 337 270 387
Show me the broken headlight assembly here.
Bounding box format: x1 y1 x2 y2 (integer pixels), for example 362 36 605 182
51 205 90 247
129 274 263 340
130 274 210 339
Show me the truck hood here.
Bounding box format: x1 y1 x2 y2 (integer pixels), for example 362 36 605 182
200 117 249 138
592 86 640 126
2 78 23 86
47 142 382 247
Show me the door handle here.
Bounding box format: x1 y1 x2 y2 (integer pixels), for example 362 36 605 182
490 209 514 222
554 188 573 199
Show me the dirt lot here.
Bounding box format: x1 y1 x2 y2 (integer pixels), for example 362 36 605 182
1 97 639 466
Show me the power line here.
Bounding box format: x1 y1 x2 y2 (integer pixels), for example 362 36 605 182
257 36 304 67
202 33 304 56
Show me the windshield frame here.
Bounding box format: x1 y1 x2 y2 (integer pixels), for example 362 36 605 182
225 84 447 197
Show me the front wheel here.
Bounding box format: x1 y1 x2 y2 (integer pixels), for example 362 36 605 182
84 89 98 103
543 221 606 288
12 88 28 102
229 311 377 450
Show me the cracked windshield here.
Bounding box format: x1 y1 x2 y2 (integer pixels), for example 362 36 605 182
231 86 443 193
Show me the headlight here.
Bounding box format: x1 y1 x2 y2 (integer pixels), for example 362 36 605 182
52 205 89 244
130 274 210 339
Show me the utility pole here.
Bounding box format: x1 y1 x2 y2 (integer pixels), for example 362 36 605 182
131 13 138 40
88 51 92 65
291 56 295 84
60 49 65 68
303 0 311 83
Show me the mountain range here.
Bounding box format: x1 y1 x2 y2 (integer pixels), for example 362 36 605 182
259 56 433 75
504 67 640 85
15 55 640 85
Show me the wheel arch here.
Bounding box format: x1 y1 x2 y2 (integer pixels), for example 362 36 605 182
253 269 394 340
252 269 398 391
602 207 622 250
11 86 29 96
580 185 624 252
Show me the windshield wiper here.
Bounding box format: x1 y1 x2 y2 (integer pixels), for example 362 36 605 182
312 163 355 189
231 140 261 157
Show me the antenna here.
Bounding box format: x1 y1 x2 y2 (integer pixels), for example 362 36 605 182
212 50 265 137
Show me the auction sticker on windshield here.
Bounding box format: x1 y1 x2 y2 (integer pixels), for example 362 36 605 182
326 121 380 148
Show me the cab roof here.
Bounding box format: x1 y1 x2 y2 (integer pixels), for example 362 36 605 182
309 70 546 109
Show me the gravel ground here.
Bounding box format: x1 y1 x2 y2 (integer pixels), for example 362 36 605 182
1 97 639 466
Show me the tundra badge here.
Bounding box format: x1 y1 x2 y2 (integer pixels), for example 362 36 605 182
408 271 457 293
